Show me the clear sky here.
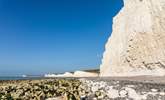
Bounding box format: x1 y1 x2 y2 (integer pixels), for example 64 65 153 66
0 0 123 76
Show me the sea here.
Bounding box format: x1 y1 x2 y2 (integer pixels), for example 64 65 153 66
0 76 45 80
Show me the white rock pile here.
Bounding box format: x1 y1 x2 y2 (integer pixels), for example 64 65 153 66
79 78 165 100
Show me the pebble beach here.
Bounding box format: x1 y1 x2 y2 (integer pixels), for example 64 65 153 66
0 77 165 100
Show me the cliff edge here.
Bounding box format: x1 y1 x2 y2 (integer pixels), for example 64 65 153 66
100 0 165 76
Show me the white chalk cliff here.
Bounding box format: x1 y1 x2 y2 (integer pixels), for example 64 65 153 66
73 71 98 77
45 71 98 77
100 0 165 76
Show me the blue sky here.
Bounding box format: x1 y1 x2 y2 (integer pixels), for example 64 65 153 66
0 0 123 76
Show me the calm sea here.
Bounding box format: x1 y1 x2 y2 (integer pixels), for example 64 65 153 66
0 76 45 80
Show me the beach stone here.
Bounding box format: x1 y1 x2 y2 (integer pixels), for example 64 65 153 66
159 92 165 96
151 89 158 92
119 90 128 97
91 86 99 92
106 88 119 98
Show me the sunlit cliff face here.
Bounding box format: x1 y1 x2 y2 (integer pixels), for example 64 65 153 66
100 0 165 76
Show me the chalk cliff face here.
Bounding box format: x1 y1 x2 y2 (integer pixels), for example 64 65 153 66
100 0 165 76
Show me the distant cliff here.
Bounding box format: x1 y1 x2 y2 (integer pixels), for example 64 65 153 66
100 0 165 76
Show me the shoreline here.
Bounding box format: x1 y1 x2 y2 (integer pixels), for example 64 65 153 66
1 75 165 83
